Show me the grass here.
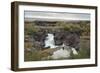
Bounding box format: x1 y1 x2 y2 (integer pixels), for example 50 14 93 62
24 47 90 61
24 38 90 61
71 48 90 59
71 37 90 59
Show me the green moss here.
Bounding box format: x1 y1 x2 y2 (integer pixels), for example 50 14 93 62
71 48 90 59
24 51 41 61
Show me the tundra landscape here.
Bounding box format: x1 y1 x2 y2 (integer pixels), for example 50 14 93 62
24 11 90 61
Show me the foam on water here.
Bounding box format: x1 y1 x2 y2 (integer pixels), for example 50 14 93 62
44 33 55 48
44 33 78 59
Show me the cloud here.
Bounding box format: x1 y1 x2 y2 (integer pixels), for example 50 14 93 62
24 11 90 22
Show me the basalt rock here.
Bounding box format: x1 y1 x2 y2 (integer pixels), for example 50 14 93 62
54 31 80 51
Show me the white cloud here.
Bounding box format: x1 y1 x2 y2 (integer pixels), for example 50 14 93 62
24 11 90 22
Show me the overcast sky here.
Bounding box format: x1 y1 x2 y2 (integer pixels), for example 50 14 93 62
24 11 90 22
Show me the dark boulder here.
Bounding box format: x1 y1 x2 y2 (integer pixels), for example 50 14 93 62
54 31 80 51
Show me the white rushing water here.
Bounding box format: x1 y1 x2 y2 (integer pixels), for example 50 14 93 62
44 33 78 59
44 33 56 48
51 48 71 59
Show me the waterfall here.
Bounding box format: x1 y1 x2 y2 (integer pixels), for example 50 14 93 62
44 33 78 59
50 48 71 59
44 33 56 48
